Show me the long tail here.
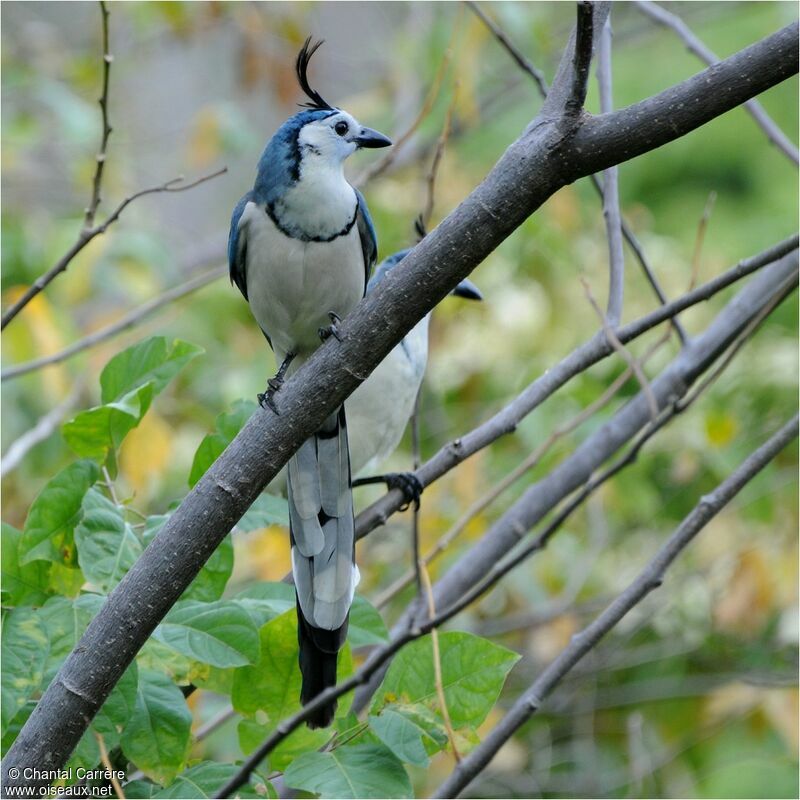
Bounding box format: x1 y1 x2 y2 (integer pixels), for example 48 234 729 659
287 405 357 729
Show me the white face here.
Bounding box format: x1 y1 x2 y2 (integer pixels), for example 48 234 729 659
298 111 361 164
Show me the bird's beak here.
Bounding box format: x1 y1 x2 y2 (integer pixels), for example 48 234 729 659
451 278 482 301
354 127 392 149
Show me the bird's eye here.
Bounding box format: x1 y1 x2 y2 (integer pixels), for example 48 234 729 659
334 121 349 137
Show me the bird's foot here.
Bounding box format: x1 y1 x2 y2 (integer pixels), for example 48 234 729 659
318 312 342 342
257 387 280 415
352 471 424 511
257 353 296 415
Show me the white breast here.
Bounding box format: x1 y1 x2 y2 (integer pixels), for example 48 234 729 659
240 201 365 362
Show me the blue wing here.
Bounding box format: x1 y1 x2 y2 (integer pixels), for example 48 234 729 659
228 192 252 300
354 189 378 294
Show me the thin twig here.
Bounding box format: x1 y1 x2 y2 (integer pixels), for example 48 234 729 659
1 168 227 331
431 414 798 798
353 46 453 188
689 190 717 291
582 277 659 419
421 83 458 229
94 732 125 800
467 0 688 343
0 383 84 477
195 706 237 743
84 1 112 230
102 466 120 506
420 565 461 763
2 265 226 382
634 0 799 166
465 1 549 97
411 389 423 596
566 2 596 115
596 15 624 326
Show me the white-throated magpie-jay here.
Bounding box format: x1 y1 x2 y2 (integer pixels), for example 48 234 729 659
347 228 482 503
228 38 390 728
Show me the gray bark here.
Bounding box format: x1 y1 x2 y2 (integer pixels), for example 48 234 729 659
2 10 797 793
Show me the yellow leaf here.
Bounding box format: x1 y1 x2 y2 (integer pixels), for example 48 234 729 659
714 549 773 634
188 107 222 169
2 288 68 398
119 411 173 499
234 525 291 583
705 410 738 447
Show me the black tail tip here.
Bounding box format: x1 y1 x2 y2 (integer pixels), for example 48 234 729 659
297 604 346 729
302 696 337 729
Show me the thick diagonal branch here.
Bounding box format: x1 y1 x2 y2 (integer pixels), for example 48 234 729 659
3 18 796 794
635 0 799 166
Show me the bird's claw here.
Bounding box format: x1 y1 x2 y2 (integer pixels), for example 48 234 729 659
383 472 424 511
257 390 280 415
318 312 343 342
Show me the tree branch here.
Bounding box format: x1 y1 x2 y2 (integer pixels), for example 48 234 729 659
2 265 226 382
634 0 799 166
432 414 798 798
0 383 84 477
1 168 227 331
596 15 625 327
3 17 796 792
468 0 687 341
564 22 798 176
84 1 112 231
567 1 597 115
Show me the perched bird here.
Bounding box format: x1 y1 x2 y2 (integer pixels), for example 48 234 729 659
228 38 391 728
347 229 482 503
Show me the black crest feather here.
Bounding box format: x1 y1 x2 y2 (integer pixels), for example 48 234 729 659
296 37 334 111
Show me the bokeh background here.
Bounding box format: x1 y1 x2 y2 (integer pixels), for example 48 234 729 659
2 2 798 797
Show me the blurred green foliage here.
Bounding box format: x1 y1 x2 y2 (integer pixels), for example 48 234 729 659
1 2 797 798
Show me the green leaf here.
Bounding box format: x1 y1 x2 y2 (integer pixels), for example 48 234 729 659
238 717 328 772
67 662 139 769
20 460 100 563
349 595 389 648
372 631 520 728
64 337 202 461
189 399 257 487
125 763 272 799
284 744 413 799
101 337 203 404
1 607 48 733
369 706 446 767
74 489 142 592
238 494 290 532
232 608 354 721
120 669 192 784
234 582 295 628
231 610 301 720
157 762 271 798
179 532 233 603
1 523 51 605
136 639 199 686
63 383 153 460
154 600 260 668
37 594 104 686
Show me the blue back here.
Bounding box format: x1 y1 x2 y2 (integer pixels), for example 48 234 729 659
367 247 413 294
